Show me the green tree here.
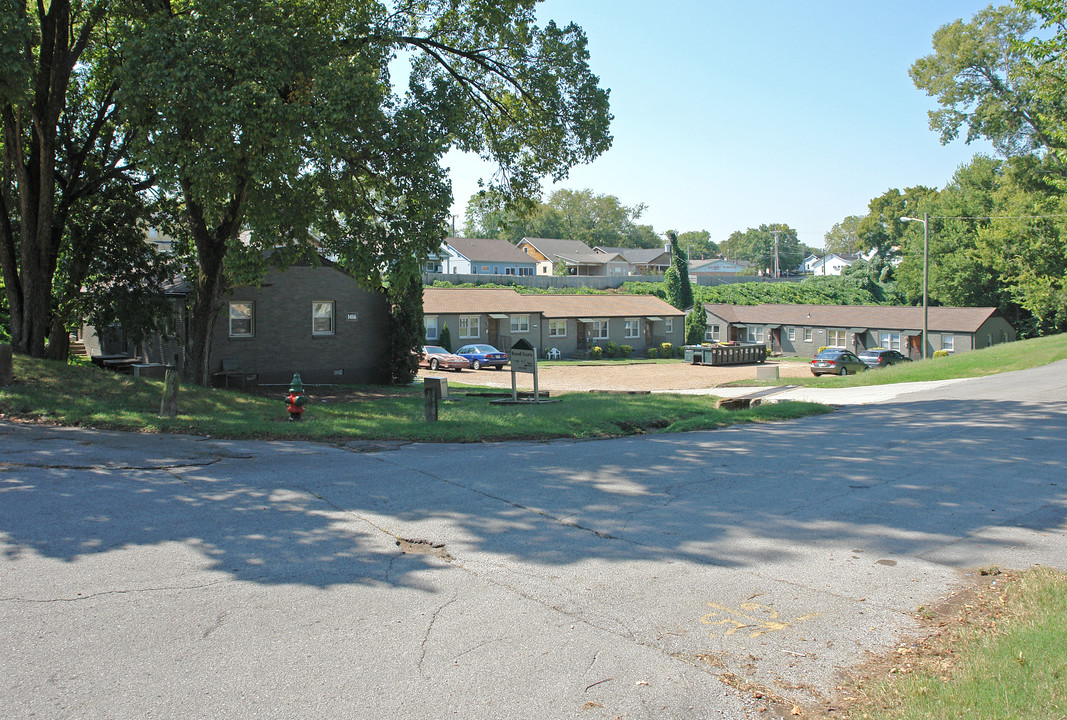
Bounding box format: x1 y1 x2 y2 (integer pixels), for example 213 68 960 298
718 224 802 274
676 230 718 260
1 1 162 360
684 302 706 345
663 230 693 310
823 216 864 255
385 264 424 385
857 187 939 257
119 0 612 385
910 4 1053 158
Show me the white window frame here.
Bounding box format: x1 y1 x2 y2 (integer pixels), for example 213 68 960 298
548 319 567 337
787 327 796 342
665 317 674 334
228 301 254 337
312 301 335 336
803 327 812 342
746 326 764 343
459 315 480 339
878 332 902 351
589 319 609 340
624 318 641 339
424 316 439 341
510 314 530 334
827 329 846 346
942 334 954 352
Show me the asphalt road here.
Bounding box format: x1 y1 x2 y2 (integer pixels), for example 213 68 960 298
2 361 1066 719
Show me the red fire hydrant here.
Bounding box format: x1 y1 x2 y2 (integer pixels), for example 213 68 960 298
285 372 308 421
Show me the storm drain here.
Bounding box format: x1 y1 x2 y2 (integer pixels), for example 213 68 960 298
396 538 452 561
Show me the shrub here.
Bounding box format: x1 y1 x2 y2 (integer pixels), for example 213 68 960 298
677 345 686 359
439 324 452 352
619 344 633 358
604 341 620 358
660 342 673 358
933 349 950 358
590 345 603 359
647 347 658 359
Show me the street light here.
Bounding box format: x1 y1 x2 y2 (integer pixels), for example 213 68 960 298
900 213 929 360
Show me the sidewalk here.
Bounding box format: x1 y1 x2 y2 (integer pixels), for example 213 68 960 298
663 377 974 405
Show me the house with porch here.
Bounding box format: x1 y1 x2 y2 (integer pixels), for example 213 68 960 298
516 238 630 277
592 245 671 275
423 287 684 358
701 303 1016 359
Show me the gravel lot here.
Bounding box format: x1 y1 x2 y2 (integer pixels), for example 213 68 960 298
418 359 813 393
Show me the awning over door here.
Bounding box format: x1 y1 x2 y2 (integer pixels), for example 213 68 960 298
488 313 509 319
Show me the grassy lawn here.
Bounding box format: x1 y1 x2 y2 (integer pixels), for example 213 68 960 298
0 355 831 442
832 566 1067 719
747 332 1067 388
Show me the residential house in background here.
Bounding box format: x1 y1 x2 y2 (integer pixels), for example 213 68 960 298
439 237 538 277
424 287 684 358
702 303 1016 359
516 237 629 276
592 245 671 275
803 253 859 276
689 258 752 277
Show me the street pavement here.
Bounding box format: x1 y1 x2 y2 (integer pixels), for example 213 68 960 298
2 361 1066 719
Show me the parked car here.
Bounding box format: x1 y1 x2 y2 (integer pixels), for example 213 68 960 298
858 348 912 369
810 348 868 376
418 345 470 372
455 344 509 370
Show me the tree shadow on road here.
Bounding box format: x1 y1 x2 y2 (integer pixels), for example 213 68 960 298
1 396 1065 590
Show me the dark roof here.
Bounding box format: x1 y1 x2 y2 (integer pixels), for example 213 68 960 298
519 238 595 263
446 237 535 263
703 303 1004 333
593 247 671 265
424 287 683 319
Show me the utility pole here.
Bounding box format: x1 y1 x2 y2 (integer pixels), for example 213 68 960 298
769 230 782 277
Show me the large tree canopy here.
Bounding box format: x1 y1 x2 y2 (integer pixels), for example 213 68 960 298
113 0 612 384
718 223 802 274
1 0 168 360
463 187 653 247
910 3 1052 158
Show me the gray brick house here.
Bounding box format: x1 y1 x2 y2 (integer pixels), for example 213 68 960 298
702 303 1016 358
423 287 684 358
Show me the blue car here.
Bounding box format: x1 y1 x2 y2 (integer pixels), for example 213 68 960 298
455 344 509 370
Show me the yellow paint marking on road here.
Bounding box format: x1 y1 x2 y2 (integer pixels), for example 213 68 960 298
701 601 818 638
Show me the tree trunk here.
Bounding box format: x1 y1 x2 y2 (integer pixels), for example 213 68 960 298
181 184 248 386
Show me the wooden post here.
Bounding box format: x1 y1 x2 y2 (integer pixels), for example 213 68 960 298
159 368 180 417
0 344 12 386
424 384 439 422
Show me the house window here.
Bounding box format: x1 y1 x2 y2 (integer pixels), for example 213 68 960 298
746 326 764 343
827 329 846 346
229 301 254 337
548 319 566 337
942 334 954 352
312 301 335 336
665 318 674 334
589 319 608 339
511 314 530 333
459 315 480 339
787 327 796 342
424 316 439 341
804 328 812 342
624 318 641 338
705 324 720 341
878 332 901 351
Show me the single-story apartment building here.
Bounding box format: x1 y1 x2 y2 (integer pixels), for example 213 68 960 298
702 303 1016 358
424 287 685 358
81 258 393 386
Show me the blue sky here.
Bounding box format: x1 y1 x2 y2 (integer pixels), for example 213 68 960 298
444 0 998 249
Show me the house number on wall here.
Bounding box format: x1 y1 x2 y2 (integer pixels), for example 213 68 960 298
346 313 359 322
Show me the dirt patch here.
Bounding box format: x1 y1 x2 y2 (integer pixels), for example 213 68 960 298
419 360 813 394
